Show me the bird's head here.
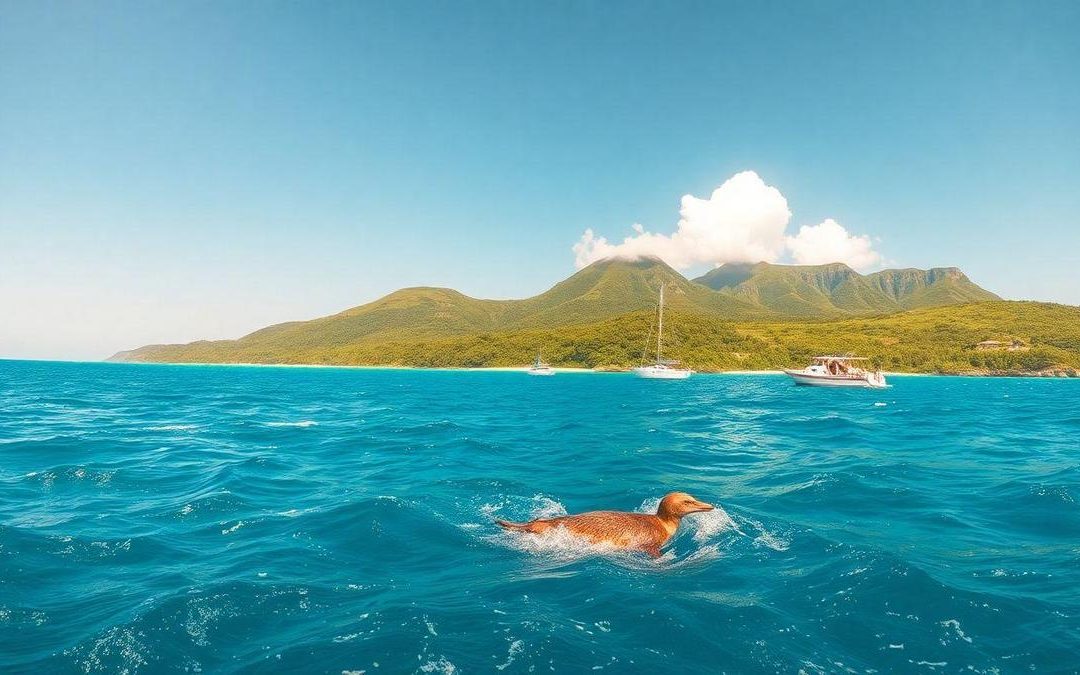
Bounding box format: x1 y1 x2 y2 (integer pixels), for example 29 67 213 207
656 492 714 520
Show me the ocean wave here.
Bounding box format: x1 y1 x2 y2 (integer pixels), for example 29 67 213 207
3 361 1077 673
16 464 117 490
143 423 201 432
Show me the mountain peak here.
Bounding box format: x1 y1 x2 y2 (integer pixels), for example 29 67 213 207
585 255 675 272
693 261 997 316
695 262 759 289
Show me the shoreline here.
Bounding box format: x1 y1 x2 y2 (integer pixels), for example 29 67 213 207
42 360 1071 378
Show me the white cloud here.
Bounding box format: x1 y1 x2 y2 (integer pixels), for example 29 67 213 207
571 170 883 271
786 218 882 270
573 170 791 269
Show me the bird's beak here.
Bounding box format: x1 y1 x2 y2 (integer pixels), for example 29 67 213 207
690 499 714 513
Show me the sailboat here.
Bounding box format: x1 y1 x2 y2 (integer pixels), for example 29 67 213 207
633 284 692 379
526 351 555 376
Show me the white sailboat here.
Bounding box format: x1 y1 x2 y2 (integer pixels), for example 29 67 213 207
633 284 692 379
526 352 555 376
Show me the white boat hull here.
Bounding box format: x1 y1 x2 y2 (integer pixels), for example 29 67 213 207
526 368 555 376
634 365 692 379
784 370 887 388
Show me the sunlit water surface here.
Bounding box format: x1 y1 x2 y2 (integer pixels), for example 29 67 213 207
1 361 1078 673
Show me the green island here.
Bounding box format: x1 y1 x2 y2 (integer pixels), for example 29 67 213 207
110 258 1080 376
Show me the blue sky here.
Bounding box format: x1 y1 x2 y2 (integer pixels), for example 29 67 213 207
2 1 1078 360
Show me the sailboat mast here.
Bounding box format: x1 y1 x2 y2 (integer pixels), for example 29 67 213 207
656 284 664 364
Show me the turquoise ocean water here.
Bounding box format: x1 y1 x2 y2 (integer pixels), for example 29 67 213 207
1 360 1078 673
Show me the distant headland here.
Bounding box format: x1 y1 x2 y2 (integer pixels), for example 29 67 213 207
109 258 1080 377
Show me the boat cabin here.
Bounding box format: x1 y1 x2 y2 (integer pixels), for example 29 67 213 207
786 355 887 388
810 356 871 376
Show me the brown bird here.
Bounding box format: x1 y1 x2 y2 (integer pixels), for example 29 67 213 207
496 492 714 558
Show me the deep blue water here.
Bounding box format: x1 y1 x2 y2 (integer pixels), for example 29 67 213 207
1 360 1078 673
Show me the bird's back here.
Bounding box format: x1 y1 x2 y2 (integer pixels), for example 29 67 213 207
544 510 670 550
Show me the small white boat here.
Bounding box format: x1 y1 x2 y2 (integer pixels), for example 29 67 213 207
633 363 692 379
784 356 887 388
526 353 555 376
634 284 692 380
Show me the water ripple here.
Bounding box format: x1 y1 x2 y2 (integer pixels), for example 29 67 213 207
1 361 1078 672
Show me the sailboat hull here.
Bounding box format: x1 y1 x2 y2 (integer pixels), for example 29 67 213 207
633 365 692 379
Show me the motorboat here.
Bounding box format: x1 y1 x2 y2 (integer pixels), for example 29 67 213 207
784 356 887 388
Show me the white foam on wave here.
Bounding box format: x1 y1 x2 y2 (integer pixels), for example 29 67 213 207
65 624 149 673
717 510 789 551
682 589 759 607
479 501 505 519
636 497 663 513
88 539 132 557
495 639 524 671
530 496 569 519
661 543 723 569
479 494 566 523
939 618 973 644
145 424 199 431
265 420 318 428
184 594 239 648
751 528 790 552
419 657 458 674
690 507 744 543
